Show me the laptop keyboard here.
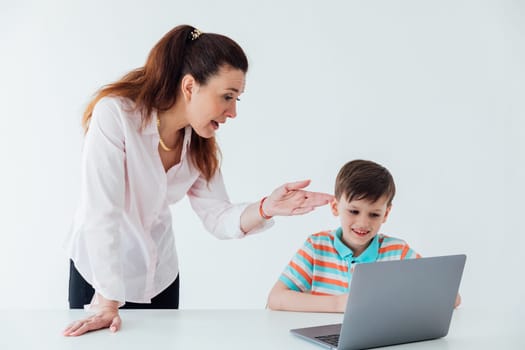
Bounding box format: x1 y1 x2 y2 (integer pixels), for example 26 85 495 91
315 334 339 346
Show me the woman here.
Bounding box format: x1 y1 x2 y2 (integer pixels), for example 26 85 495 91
63 25 333 336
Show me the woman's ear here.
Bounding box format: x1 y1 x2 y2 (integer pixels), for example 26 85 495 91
180 74 196 102
330 198 339 217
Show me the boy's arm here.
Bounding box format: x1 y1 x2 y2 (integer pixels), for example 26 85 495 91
267 280 347 313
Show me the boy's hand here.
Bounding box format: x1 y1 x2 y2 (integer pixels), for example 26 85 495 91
454 293 462 308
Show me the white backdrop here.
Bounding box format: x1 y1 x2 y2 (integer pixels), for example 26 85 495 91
1 0 523 311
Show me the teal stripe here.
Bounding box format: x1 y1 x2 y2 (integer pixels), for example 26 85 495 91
279 275 301 291
314 265 347 275
310 235 333 244
283 265 310 289
310 249 339 259
312 281 348 293
402 249 417 259
304 240 315 249
295 253 313 270
378 250 403 259
307 237 339 259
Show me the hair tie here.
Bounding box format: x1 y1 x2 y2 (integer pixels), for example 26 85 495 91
190 28 202 41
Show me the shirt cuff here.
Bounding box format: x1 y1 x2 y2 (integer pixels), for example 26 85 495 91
244 216 275 236
84 293 125 313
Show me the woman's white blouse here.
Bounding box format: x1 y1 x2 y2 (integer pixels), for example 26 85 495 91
64 96 272 305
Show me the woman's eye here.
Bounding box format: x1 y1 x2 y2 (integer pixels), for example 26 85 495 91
349 210 359 215
370 213 381 218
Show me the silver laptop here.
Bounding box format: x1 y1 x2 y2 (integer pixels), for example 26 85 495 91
291 254 466 350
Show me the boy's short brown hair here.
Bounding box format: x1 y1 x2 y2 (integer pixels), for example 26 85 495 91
334 160 396 206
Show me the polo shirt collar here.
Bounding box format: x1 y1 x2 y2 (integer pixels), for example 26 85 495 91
333 227 380 263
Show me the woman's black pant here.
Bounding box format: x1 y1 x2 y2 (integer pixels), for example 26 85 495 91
68 260 179 309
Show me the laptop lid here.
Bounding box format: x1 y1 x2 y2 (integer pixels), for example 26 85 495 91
291 254 466 350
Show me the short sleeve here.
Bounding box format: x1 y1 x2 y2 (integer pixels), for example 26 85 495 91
400 244 422 259
279 237 315 292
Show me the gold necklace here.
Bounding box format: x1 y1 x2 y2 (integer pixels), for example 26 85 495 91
156 116 175 152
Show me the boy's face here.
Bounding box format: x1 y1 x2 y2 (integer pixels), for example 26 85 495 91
331 194 391 256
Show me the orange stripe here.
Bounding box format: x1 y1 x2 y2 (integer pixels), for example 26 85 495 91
311 243 337 254
378 244 405 253
290 261 312 285
311 231 332 238
400 245 410 259
313 276 348 288
315 260 348 272
311 291 335 296
298 249 313 265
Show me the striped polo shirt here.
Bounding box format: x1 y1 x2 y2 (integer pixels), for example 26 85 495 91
279 227 421 295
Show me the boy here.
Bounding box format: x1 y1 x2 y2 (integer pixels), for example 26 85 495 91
267 159 461 312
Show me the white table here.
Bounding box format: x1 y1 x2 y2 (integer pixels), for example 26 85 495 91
0 306 523 349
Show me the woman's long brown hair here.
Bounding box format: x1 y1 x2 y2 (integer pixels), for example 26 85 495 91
82 25 248 182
